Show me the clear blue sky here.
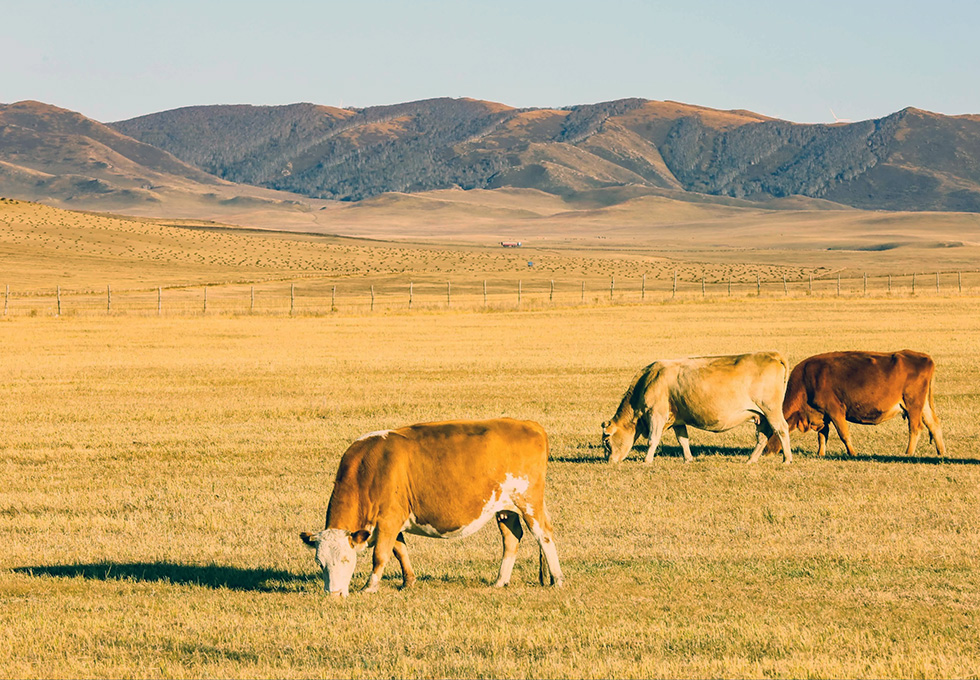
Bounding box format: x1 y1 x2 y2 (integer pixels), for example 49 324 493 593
3 0 977 124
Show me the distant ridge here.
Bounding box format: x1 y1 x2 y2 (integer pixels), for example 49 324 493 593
110 98 980 211
3 98 980 213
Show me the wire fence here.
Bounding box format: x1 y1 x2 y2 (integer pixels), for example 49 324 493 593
4 270 980 317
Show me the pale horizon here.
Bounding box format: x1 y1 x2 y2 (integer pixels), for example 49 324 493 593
2 0 978 125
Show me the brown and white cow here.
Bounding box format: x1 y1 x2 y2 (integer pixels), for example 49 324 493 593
300 418 563 596
601 352 793 464
763 350 946 458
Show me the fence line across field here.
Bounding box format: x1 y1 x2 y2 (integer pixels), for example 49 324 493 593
4 270 980 317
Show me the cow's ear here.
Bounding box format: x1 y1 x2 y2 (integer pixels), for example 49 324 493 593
300 531 318 549
349 530 370 548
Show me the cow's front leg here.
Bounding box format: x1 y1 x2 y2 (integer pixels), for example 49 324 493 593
827 412 857 457
643 414 667 463
816 424 830 457
392 532 416 590
672 423 694 463
363 527 398 593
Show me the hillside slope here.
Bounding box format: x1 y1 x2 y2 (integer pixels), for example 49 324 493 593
0 101 330 216
111 98 980 211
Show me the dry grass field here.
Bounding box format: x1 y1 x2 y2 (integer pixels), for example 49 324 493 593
2 295 979 678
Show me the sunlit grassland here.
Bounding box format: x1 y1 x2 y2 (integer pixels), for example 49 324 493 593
2 297 979 678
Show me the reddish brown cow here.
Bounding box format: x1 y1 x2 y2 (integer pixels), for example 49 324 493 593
764 350 946 458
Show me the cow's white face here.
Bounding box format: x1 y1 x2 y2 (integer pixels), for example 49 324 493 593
300 529 367 597
602 420 634 463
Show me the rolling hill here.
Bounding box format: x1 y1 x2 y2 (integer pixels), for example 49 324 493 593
110 98 980 212
0 100 331 219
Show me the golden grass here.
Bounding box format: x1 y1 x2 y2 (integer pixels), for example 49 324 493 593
0 198 841 302
2 297 979 678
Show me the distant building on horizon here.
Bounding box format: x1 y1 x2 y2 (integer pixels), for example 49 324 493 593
500 241 522 247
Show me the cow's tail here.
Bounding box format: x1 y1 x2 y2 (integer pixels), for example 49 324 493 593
926 361 939 444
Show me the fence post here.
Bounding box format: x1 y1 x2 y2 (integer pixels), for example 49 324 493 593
701 275 705 297
863 273 867 296
446 281 451 307
610 277 614 300
550 280 554 303
370 285 375 312
958 272 962 293
888 274 891 294
756 274 761 296
482 280 486 308
290 283 295 316
331 286 336 311
250 286 254 313
837 274 840 296
809 273 812 295
672 271 677 299
107 284 111 313
728 274 732 297
204 286 208 313
581 281 584 304
641 274 646 300
158 287 162 316
912 272 916 294
3 285 7 316
783 275 787 295
57 285 61 317
410 282 414 309
936 272 940 294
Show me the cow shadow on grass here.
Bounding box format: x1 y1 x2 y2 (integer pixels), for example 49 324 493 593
821 452 979 466
553 441 755 463
12 562 313 593
13 562 482 593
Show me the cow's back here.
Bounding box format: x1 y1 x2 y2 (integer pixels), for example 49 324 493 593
789 350 936 422
400 418 549 487
333 418 549 535
637 352 788 430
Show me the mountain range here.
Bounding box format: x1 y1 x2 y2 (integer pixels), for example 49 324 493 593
2 98 979 214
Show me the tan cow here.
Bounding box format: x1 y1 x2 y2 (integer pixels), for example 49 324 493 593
763 350 946 458
300 418 563 596
602 352 793 464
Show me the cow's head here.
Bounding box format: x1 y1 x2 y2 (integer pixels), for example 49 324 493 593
300 528 370 596
787 406 824 433
601 420 635 463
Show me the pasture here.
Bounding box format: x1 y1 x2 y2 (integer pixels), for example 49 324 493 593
2 296 979 678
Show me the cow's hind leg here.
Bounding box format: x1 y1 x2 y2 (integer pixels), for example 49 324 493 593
747 420 775 464
921 397 947 457
759 410 792 464
393 532 416 589
901 400 924 458
493 511 523 588
518 500 563 587
672 423 694 463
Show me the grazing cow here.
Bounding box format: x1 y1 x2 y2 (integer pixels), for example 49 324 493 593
763 350 946 458
601 352 793 464
300 418 563 596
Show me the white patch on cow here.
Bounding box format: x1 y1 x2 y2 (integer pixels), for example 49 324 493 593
403 473 531 540
355 430 390 443
310 528 358 596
